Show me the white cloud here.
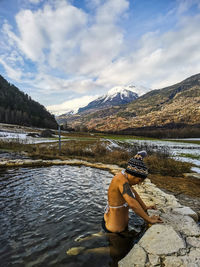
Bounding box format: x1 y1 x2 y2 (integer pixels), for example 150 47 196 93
97 13 200 90
0 0 130 100
47 95 99 115
1 0 129 77
30 72 104 95
96 0 129 24
11 1 87 63
1 0 200 113
0 58 22 81
51 0 129 76
176 0 200 14
29 0 42 4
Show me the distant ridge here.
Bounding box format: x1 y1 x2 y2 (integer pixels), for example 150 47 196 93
0 75 58 129
64 73 200 136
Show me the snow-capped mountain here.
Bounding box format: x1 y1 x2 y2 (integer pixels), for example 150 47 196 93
78 86 139 113
62 109 77 116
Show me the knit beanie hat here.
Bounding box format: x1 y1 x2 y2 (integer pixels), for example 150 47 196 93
126 151 148 179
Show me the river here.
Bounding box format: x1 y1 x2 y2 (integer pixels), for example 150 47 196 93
0 165 145 267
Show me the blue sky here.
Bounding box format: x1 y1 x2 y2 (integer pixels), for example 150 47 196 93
0 0 200 115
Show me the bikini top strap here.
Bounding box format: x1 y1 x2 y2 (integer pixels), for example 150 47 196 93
108 202 128 209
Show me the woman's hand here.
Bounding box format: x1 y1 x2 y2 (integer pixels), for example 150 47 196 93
146 204 157 210
149 215 163 224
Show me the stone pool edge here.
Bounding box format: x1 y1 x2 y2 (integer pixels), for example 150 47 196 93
119 179 200 267
0 158 122 174
1 158 200 266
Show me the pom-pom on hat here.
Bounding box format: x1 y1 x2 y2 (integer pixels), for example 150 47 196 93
126 151 148 179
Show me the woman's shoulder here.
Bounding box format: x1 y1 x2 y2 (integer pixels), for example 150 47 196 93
112 171 127 185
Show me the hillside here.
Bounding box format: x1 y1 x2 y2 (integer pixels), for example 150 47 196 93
0 75 58 129
66 74 200 135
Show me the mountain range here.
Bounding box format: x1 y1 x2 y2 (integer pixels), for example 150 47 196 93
57 85 141 125
78 86 139 113
59 73 200 135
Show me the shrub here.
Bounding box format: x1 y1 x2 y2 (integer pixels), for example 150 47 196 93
145 154 192 176
40 129 54 137
93 142 107 156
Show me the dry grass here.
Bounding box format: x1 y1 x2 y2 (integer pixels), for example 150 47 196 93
0 139 29 151
145 154 191 177
0 138 192 177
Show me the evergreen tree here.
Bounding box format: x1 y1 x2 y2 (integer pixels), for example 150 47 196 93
0 75 58 129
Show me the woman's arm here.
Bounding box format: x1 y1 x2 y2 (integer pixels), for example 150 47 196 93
119 182 162 224
132 187 157 211
131 187 148 211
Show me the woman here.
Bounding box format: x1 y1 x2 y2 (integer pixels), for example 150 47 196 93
103 151 162 233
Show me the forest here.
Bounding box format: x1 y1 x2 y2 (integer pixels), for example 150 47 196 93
0 75 57 129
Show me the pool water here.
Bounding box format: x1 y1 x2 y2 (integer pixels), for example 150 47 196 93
0 165 145 267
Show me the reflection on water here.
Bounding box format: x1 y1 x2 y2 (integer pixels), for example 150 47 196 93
0 166 145 267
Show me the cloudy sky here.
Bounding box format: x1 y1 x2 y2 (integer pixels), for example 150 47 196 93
0 0 200 115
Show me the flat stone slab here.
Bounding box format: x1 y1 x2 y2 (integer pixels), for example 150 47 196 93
164 248 200 267
172 206 198 222
163 256 185 267
118 244 147 267
138 224 185 255
186 237 200 248
162 213 200 236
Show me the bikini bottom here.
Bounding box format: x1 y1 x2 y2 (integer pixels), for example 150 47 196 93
101 217 128 234
101 217 143 263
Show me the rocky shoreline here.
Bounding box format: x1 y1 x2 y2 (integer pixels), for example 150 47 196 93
119 179 200 267
0 158 200 266
148 173 200 218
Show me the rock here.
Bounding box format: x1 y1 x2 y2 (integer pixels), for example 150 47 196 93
175 216 200 236
178 248 187 256
23 160 34 165
148 254 160 266
147 209 162 217
172 248 200 266
27 132 39 137
186 236 200 248
172 206 198 222
40 129 54 137
0 161 6 166
14 160 23 166
149 196 167 207
138 225 185 255
163 256 185 267
143 178 152 185
165 195 182 208
118 244 147 267
164 250 200 267
161 213 200 236
188 248 200 265
52 160 63 165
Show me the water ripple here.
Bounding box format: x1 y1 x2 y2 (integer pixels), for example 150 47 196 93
0 165 143 266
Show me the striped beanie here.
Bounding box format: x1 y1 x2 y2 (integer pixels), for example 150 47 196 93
126 151 148 179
